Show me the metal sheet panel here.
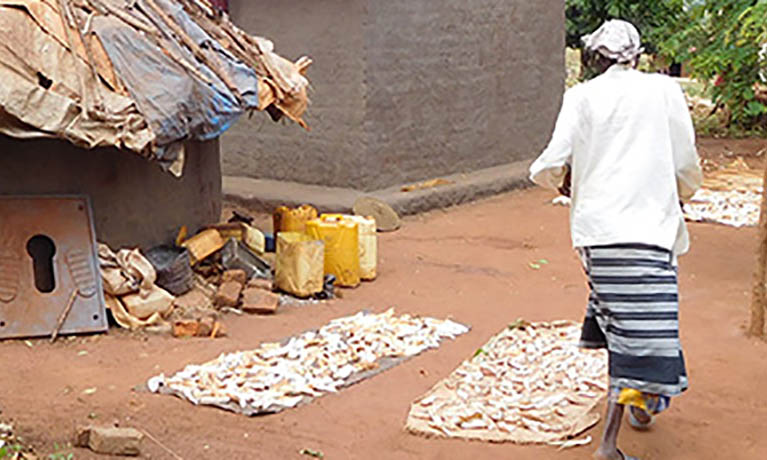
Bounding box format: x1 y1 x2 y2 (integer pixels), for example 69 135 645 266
0 196 108 339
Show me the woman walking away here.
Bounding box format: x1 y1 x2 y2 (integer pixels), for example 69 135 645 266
529 19 703 460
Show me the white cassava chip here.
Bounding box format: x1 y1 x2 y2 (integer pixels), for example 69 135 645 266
150 309 469 415
405 321 608 445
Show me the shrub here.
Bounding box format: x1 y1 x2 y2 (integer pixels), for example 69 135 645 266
660 0 767 131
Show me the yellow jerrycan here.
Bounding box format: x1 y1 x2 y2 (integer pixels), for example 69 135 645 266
273 204 318 234
305 214 360 287
274 232 325 297
345 215 377 280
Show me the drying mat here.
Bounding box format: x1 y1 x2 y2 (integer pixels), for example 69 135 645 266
684 158 763 228
405 320 607 444
147 309 469 415
684 188 761 228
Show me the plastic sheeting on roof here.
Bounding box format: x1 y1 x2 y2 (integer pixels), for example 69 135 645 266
0 0 311 174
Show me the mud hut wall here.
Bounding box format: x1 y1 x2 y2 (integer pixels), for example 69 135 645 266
221 0 565 192
0 137 221 250
223 0 368 190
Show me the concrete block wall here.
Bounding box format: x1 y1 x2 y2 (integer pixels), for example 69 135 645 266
223 0 565 192
224 0 368 189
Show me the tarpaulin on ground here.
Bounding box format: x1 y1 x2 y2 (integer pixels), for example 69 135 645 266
147 310 470 416
683 158 763 228
405 321 607 445
0 0 310 174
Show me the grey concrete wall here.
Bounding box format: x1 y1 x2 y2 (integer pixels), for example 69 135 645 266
222 0 564 191
223 0 367 189
361 0 565 191
0 137 221 250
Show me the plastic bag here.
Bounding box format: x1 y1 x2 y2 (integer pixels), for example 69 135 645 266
144 246 194 296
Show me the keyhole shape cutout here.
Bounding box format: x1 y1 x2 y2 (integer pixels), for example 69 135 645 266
27 235 56 293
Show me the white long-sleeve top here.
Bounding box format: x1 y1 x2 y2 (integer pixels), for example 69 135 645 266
529 65 703 256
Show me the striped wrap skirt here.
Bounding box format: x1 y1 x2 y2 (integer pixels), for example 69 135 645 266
578 244 688 398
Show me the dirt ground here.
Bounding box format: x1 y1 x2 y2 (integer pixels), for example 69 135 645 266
2 139 767 460
697 137 767 170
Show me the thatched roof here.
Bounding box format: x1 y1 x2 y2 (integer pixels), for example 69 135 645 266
0 0 311 174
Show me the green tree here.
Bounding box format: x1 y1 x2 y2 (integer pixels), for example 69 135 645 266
660 0 767 130
566 0 685 53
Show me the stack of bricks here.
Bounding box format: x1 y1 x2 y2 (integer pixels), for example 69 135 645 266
215 269 280 315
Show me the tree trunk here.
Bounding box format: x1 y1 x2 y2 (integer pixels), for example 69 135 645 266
748 163 767 337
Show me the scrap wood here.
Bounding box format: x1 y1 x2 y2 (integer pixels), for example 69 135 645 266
210 320 221 338
405 321 608 445
180 228 226 264
147 309 470 415
50 289 78 343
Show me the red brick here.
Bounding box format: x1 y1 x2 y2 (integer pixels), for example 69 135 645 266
221 269 247 286
172 320 199 338
246 277 273 291
196 316 215 337
215 280 242 308
172 288 213 310
75 426 143 456
241 287 280 314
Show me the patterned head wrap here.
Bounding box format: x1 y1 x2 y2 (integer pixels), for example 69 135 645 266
582 20 644 64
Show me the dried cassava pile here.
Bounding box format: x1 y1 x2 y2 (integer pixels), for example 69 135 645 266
148 309 469 415
405 321 608 444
